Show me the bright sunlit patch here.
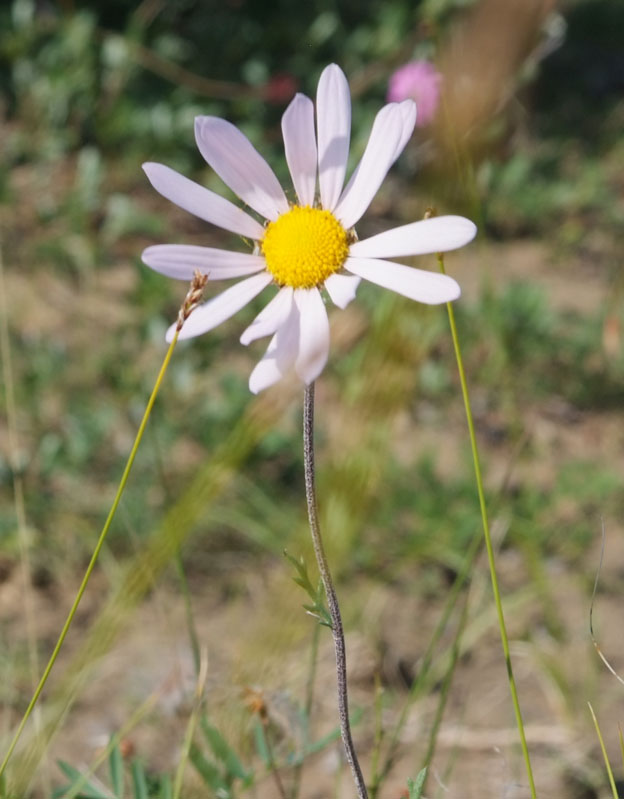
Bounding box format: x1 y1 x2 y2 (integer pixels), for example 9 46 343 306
261 206 349 289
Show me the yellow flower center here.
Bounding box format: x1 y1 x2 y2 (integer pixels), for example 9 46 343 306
261 206 349 289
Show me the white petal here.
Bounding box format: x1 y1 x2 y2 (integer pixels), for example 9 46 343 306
274 303 301 372
249 338 283 394
240 286 294 345
293 288 330 383
142 163 264 240
334 103 404 229
392 100 417 162
349 216 477 259
345 257 460 304
248 304 300 393
316 64 351 211
324 273 361 309
166 272 272 342
282 94 317 207
195 117 289 221
142 245 266 281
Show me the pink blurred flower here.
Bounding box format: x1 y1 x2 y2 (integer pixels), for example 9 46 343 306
387 60 442 127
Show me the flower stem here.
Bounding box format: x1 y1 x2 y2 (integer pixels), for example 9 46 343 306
438 253 537 799
0 272 208 784
0 329 180 783
303 384 368 799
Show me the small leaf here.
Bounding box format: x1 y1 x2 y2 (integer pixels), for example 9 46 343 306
302 603 332 628
188 744 229 795
283 551 316 599
109 742 124 798
287 724 343 767
158 775 173 799
407 768 427 799
56 760 112 799
200 718 249 781
130 761 148 799
252 718 271 767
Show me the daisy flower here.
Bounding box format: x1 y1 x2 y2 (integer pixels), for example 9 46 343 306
141 64 476 393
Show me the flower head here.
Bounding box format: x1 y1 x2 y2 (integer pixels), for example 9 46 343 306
387 60 442 127
142 64 475 393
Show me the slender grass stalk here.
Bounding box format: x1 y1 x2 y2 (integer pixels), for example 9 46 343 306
256 715 287 799
0 273 208 783
420 589 470 791
9 372 297 794
0 243 48 792
150 426 202 677
64 688 161 799
0 330 180 781
291 621 320 799
369 675 384 792
370 526 482 797
303 384 368 799
437 251 537 798
174 550 202 676
172 650 208 799
588 702 619 799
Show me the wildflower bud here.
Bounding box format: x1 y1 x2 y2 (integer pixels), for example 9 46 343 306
243 686 268 722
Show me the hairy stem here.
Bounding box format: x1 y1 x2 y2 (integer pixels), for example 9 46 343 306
303 383 368 799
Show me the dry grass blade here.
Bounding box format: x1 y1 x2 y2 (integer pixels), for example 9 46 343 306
172 648 209 799
589 520 624 686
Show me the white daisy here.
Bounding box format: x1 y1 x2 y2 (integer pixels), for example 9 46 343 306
142 64 476 393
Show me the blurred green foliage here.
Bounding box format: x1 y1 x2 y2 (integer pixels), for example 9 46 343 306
0 0 469 166
0 0 621 577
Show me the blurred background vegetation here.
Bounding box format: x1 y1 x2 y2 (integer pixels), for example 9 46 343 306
1 0 624 796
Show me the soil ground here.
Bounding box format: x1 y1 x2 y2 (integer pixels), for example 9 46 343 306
2 237 624 799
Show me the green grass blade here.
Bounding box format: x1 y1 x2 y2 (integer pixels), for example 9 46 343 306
158 775 172 799
108 743 123 799
199 718 249 781
407 768 427 799
252 719 270 767
130 761 147 799
188 745 227 794
56 761 112 799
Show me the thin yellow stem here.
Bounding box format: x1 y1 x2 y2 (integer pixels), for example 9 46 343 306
588 702 619 799
0 330 180 782
438 253 537 798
